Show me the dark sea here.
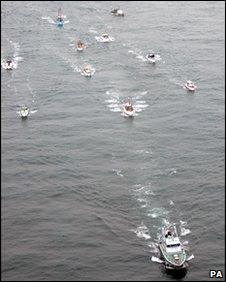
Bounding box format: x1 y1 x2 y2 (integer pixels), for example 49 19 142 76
1 1 225 281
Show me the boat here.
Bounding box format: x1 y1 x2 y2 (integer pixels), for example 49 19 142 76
96 33 114 43
56 17 64 26
80 66 95 77
184 80 197 91
158 224 188 271
5 60 14 70
76 41 86 51
146 53 156 63
122 101 135 117
111 8 124 16
19 106 30 118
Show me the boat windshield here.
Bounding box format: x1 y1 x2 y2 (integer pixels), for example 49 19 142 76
166 243 182 253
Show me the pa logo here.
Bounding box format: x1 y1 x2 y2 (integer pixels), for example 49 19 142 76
209 270 223 278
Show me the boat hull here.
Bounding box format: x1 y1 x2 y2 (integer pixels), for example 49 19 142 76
123 109 135 117
159 244 187 270
20 110 29 118
185 85 196 91
56 20 64 27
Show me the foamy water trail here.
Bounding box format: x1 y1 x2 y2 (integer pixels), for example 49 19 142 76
105 90 149 116
2 39 23 70
128 49 163 64
130 222 151 240
95 36 115 43
42 16 55 24
49 47 80 73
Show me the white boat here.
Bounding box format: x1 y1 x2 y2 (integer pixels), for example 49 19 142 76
19 106 30 118
95 34 115 43
122 102 135 117
158 224 189 271
80 66 95 77
77 45 85 51
184 81 197 91
146 53 156 63
4 60 14 70
111 8 124 16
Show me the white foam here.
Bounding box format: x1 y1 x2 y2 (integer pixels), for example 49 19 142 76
107 103 119 108
42 16 55 24
110 108 121 112
148 207 168 218
169 169 177 175
180 227 191 236
131 223 151 240
180 220 187 226
151 256 164 264
89 29 98 34
187 254 194 261
95 36 115 43
113 169 123 177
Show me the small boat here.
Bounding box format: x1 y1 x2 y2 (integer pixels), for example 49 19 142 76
56 17 64 26
111 8 124 16
5 60 14 70
146 53 156 63
19 106 30 118
80 66 95 77
184 80 197 91
122 101 135 117
158 224 188 271
76 41 86 51
96 33 114 43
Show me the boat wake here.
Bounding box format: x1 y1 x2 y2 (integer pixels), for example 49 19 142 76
42 15 69 25
1 39 23 70
105 89 149 116
130 222 151 240
128 49 163 63
41 16 55 24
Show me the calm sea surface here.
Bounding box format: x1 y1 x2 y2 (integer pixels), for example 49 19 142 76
1 1 225 281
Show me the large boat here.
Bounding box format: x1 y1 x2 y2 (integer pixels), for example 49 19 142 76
158 224 188 271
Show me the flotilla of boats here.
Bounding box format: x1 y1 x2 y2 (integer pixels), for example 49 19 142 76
3 9 197 277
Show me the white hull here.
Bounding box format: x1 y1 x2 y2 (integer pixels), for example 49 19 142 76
81 69 95 77
2 62 14 70
6 65 13 70
77 47 85 51
115 10 124 16
146 55 156 63
185 85 197 91
20 110 29 118
95 36 115 43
